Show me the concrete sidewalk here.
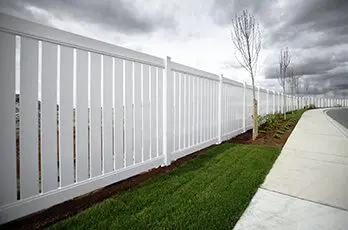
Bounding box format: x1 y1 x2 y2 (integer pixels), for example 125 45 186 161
234 109 348 230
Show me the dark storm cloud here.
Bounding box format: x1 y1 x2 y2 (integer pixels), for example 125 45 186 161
210 0 348 97
0 0 176 33
264 50 348 79
268 0 348 48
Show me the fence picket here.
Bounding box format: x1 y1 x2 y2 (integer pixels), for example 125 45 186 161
20 37 39 199
103 55 113 173
59 46 74 187
151 66 157 158
90 52 102 177
142 65 150 161
113 58 124 170
41 41 58 192
124 60 134 166
75 49 89 182
0 32 16 206
134 62 142 164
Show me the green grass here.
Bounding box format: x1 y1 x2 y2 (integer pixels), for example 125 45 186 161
49 144 280 230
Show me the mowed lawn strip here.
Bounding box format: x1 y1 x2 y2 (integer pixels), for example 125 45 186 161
49 143 280 230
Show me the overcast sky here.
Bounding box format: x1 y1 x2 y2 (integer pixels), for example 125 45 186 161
1 0 347 97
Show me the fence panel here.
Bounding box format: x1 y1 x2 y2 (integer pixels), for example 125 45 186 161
169 61 219 160
221 78 244 140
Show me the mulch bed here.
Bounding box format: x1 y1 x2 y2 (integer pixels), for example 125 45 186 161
230 114 300 148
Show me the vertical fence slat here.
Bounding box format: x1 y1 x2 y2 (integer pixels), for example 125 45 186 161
20 37 39 198
59 46 74 187
178 74 182 149
150 66 157 158
41 41 58 192
75 49 89 182
186 74 190 147
142 65 150 161
222 84 225 135
201 78 207 143
209 80 212 139
216 82 219 137
0 32 16 206
182 75 186 148
180 74 185 148
124 61 133 166
190 76 194 145
134 62 142 164
103 55 113 173
198 78 203 143
90 53 102 177
194 77 198 144
187 75 191 147
166 64 174 160
114 58 124 169
174 73 180 151
157 68 163 157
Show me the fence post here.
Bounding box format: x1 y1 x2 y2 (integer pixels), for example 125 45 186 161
163 56 171 166
243 82 246 132
217 74 223 144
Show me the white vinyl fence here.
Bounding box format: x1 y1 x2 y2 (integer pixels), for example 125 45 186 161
0 13 347 224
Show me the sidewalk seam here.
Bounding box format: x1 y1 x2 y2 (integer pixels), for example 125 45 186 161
283 147 348 158
259 187 348 213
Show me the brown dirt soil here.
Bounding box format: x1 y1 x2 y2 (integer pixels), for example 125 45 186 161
230 117 298 148
1 146 212 230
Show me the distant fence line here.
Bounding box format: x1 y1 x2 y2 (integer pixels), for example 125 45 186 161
0 13 347 224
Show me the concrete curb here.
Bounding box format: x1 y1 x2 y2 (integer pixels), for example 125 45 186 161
323 108 348 139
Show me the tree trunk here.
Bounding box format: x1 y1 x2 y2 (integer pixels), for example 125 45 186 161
252 98 258 141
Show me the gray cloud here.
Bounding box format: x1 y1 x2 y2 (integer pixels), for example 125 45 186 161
209 0 276 26
0 0 176 33
211 0 348 97
266 0 348 48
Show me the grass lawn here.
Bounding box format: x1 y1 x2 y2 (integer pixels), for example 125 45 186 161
49 143 280 230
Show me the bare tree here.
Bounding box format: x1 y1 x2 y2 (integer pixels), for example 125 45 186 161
231 10 261 140
286 67 301 109
277 47 291 119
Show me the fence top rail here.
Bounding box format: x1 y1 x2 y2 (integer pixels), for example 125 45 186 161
260 88 267 93
246 84 253 90
170 61 220 81
0 13 164 68
222 77 243 87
